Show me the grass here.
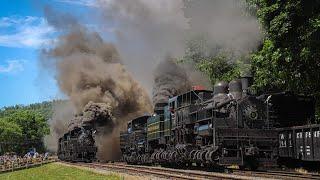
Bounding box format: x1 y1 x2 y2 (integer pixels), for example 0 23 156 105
0 163 121 180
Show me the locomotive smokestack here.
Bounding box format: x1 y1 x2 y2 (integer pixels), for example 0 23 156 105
240 72 253 96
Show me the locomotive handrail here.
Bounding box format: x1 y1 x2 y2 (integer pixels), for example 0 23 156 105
266 95 272 129
191 90 204 103
202 98 236 109
214 99 235 109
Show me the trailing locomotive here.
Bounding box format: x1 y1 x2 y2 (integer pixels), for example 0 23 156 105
120 77 316 169
57 102 114 162
58 122 97 162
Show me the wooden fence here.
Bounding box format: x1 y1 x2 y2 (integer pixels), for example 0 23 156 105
0 157 57 173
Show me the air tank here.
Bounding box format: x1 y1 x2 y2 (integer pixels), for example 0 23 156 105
229 79 242 100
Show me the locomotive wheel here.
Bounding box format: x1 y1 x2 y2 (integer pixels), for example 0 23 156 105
185 162 192 167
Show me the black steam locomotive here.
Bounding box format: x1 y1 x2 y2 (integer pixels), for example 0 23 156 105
58 122 97 162
120 77 316 169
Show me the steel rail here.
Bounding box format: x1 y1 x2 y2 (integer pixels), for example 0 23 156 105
62 161 320 180
66 162 267 180
230 168 320 180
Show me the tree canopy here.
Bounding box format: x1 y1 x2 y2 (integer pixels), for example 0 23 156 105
0 109 50 154
248 0 320 92
196 54 240 84
0 101 56 154
248 0 320 116
181 35 244 85
0 101 55 120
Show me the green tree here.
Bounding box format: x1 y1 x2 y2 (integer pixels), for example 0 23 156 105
196 54 241 84
0 110 50 154
0 100 70 154
0 120 23 153
0 101 57 120
248 0 320 117
5 110 50 140
181 35 243 85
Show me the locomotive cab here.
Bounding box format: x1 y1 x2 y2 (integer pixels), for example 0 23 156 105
261 92 316 128
120 115 150 164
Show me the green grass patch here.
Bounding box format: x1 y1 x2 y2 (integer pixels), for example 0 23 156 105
0 163 120 180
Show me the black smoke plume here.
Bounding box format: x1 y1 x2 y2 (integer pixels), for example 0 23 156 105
41 9 152 160
152 58 191 105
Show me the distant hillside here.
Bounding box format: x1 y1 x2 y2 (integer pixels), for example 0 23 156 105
0 100 67 120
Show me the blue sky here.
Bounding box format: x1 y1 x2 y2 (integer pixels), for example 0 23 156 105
0 0 95 108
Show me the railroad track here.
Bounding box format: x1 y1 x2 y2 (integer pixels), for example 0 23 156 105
63 162 320 180
64 162 265 179
106 163 320 180
230 168 320 180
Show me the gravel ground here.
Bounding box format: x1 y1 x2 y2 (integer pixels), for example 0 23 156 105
57 162 168 180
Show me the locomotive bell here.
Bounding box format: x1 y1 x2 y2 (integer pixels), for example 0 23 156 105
229 79 242 100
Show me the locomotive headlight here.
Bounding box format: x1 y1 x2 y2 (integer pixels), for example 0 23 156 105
250 111 258 120
243 105 259 120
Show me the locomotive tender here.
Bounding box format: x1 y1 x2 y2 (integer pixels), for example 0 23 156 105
120 77 316 169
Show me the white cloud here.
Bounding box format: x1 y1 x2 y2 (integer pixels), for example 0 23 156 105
57 0 97 7
0 16 38 27
0 60 24 73
0 16 56 48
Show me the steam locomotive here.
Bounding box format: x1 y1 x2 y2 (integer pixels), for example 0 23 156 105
120 77 317 170
58 122 97 162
